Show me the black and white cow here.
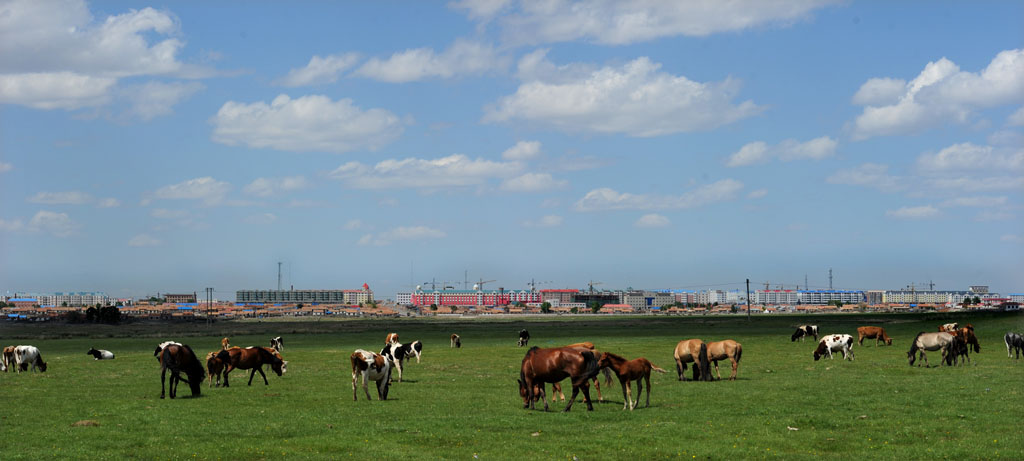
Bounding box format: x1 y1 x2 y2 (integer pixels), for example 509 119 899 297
813 334 855 361
351 349 392 401
791 325 819 342
270 336 284 352
1005 332 1024 359
518 329 530 347
380 340 422 382
86 347 115 360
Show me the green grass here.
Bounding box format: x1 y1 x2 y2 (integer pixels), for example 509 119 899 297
1 312 1022 460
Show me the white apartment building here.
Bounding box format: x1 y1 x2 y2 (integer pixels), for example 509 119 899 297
755 290 799 305
395 292 412 305
797 290 865 305
37 292 110 307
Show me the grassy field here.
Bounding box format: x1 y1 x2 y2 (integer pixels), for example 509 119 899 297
1 312 1022 460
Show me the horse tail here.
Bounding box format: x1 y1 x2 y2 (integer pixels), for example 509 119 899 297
601 365 613 386
580 350 600 380
698 343 711 381
651 365 668 374
734 343 743 364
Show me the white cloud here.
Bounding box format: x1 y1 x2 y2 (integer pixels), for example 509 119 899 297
502 140 542 160
150 208 189 219
726 136 836 167
243 176 309 197
211 94 404 153
329 154 521 189
886 205 939 219
575 179 743 211
500 172 567 192
1008 107 1024 126
826 163 904 192
523 215 563 228
485 54 761 136
154 177 230 204
453 0 839 45
0 72 115 109
243 213 277 225
97 198 121 208
0 162 11 173
128 233 161 247
277 53 360 87
916 142 1023 172
357 226 445 246
354 39 506 83
28 210 79 237
747 189 768 199
120 81 203 120
924 176 1024 192
975 210 1013 222
851 49 1024 139
634 213 670 228
0 218 24 232
940 196 1007 208
27 191 93 205
343 219 368 230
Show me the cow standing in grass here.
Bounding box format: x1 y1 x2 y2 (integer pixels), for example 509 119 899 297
351 349 392 401
791 325 818 342
857 326 893 346
813 334 855 361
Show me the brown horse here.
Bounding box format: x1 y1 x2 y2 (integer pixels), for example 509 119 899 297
206 351 227 387
543 342 612 404
217 347 288 387
948 327 980 364
518 347 600 412
1 346 15 372
673 339 711 381
857 326 893 346
221 337 231 350
159 343 205 399
706 340 743 381
598 352 667 410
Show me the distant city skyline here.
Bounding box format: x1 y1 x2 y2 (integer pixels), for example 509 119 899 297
1 2 1022 299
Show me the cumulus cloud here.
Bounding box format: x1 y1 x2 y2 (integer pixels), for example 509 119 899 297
150 208 190 219
502 140 541 160
357 226 445 246
451 0 839 45
243 176 309 197
27 191 93 205
211 94 404 153
354 39 507 83
0 72 115 109
28 210 79 237
726 136 836 167
485 54 761 136
916 142 1023 172
329 154 521 189
886 205 939 219
1008 107 1024 126
277 53 360 87
343 219 368 230
826 163 904 192
523 215 563 228
634 213 670 228
154 177 230 204
500 172 567 192
851 49 1024 139
128 233 161 247
0 218 24 232
97 198 121 208
120 81 203 120
0 162 11 173
574 179 743 211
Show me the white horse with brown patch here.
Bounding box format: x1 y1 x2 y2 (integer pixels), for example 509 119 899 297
813 334 855 361
351 349 392 401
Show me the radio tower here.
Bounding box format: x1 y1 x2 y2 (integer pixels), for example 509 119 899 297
828 268 833 290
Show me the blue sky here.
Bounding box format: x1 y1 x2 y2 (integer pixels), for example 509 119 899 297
1 0 1022 299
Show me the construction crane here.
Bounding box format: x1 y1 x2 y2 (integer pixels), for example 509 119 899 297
473 279 496 291
588 280 603 296
527 278 552 292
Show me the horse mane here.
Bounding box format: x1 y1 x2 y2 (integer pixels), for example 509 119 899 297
908 331 925 355
600 351 626 364
579 350 601 380
259 347 283 365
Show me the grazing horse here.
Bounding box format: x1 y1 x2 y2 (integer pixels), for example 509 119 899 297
518 329 530 347
206 351 227 387
813 334 855 361
159 343 204 399
218 347 288 387
857 326 893 346
598 352 667 410
86 347 115 360
269 336 284 352
544 342 612 404
1005 332 1023 359
706 340 743 380
14 345 48 372
351 349 392 401
907 332 955 367
673 339 711 381
450 334 461 348
518 347 600 412
154 341 182 361
221 337 231 350
947 327 980 365
791 325 819 342
380 341 422 382
2 346 16 372
938 323 958 332
385 333 399 345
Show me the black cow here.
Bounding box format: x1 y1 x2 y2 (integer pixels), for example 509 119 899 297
380 340 422 382
791 325 818 342
270 336 284 352
518 329 530 347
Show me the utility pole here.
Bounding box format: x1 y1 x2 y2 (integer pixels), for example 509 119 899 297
746 279 750 321
277 262 282 291
205 287 214 325
828 268 833 290
805 274 808 291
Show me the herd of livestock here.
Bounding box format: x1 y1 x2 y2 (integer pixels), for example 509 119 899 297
1 323 1022 410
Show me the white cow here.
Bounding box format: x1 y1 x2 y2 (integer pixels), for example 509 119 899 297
87 347 115 360
813 334 855 361
14 345 48 372
350 349 392 401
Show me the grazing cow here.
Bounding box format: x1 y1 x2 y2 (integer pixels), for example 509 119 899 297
673 339 711 381
380 341 423 382
269 336 284 352
159 343 205 399
598 352 668 410
938 323 958 333
518 347 600 412
907 332 955 367
217 347 288 387
791 325 819 342
813 334 855 361
518 329 530 347
385 333 399 345
1005 332 1023 359
1 345 16 372
351 349 392 401
86 347 115 360
450 334 461 348
206 351 227 387
221 337 231 350
857 326 893 346
706 340 743 381
14 345 48 372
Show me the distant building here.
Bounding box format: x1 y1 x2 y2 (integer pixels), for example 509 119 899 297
411 289 540 307
539 289 578 305
395 292 412 305
798 290 865 305
36 292 109 307
621 291 674 311
969 285 989 294
1010 294 1024 303
165 293 197 303
237 285 373 304
7 298 39 308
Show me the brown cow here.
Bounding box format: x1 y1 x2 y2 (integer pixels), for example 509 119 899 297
385 333 399 345
857 326 893 346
